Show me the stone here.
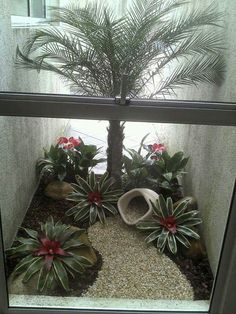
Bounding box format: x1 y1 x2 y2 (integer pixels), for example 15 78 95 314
44 181 73 200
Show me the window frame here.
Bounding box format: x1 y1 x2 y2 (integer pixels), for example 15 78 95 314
0 92 236 314
11 0 47 28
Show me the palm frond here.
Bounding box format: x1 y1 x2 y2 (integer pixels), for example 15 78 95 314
154 53 225 96
15 0 225 98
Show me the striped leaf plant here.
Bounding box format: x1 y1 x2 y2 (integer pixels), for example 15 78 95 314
66 172 122 225
6 217 92 292
136 195 202 254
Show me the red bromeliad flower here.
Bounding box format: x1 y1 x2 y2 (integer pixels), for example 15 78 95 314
57 136 81 150
160 216 177 234
151 143 166 153
69 137 81 147
58 137 68 145
88 192 102 205
34 237 69 270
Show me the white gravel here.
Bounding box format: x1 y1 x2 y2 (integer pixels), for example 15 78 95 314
83 216 194 300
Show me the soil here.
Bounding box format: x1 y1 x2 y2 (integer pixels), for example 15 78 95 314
6 183 213 300
165 251 214 300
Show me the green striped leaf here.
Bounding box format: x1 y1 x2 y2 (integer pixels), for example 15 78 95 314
184 217 202 227
98 172 109 189
175 233 191 248
177 226 200 239
100 177 115 193
102 203 118 215
23 257 43 283
176 210 199 223
97 208 106 224
13 255 34 276
66 204 80 216
62 239 85 250
20 227 38 240
77 176 92 193
167 234 177 254
145 229 162 243
62 257 85 273
150 200 162 218
158 194 168 218
53 259 70 291
89 206 97 224
173 200 188 217
37 266 49 292
166 197 173 215
88 172 96 189
157 229 169 250
136 220 161 230
70 183 87 194
74 206 90 222
74 255 92 267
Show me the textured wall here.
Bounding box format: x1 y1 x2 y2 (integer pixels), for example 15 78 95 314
0 0 68 247
153 0 236 274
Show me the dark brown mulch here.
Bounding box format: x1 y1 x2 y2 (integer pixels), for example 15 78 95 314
165 251 214 300
6 183 213 300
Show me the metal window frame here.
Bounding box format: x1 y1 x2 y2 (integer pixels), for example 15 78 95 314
0 92 236 314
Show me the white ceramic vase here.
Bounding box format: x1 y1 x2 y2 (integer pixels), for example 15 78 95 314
117 188 159 226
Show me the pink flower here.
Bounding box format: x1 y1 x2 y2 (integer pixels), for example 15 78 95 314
69 137 81 147
160 216 177 234
151 143 166 153
58 136 81 150
58 137 68 145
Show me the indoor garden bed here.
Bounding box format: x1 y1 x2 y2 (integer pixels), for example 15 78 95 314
5 133 213 303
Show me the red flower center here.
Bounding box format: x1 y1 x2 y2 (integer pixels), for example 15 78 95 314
34 237 68 270
160 216 177 234
88 192 102 205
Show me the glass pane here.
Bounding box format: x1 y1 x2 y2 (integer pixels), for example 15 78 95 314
0 0 235 103
1 116 235 311
30 0 45 18
12 0 28 16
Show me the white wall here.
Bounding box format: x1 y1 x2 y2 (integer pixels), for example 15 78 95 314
0 0 69 247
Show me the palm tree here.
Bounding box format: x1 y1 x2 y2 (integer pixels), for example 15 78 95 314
16 0 224 185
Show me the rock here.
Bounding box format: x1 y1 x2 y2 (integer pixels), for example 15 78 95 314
182 239 206 260
8 228 97 295
117 188 159 226
44 181 73 200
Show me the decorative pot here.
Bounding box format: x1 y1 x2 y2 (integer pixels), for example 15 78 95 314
117 188 159 226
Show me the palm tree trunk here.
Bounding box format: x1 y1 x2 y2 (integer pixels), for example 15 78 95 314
107 120 124 187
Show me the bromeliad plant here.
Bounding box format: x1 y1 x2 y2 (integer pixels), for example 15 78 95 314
66 172 122 224
6 217 92 292
36 144 69 181
136 195 202 254
148 150 189 196
122 135 189 199
37 136 105 182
